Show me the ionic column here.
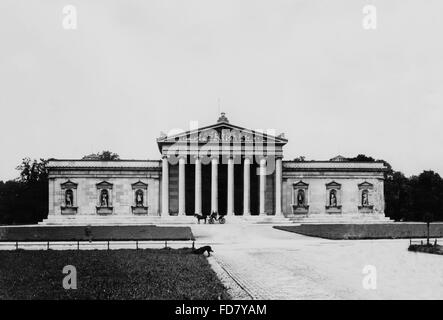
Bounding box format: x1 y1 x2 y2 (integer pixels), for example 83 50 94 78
243 157 250 215
194 157 202 215
259 158 266 215
161 156 169 216
211 157 218 213
227 157 234 215
178 157 186 215
275 157 283 215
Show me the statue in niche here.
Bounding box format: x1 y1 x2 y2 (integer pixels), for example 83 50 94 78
100 189 109 207
362 190 369 206
135 189 144 207
329 189 337 207
65 189 73 207
297 189 305 206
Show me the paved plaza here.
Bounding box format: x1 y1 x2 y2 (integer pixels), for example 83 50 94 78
192 224 443 300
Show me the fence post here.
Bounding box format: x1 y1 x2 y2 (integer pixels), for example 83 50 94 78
107 241 110 250
16 241 18 250
47 241 50 250
136 240 139 250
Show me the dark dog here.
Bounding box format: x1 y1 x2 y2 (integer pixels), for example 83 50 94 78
193 245 213 257
194 214 207 224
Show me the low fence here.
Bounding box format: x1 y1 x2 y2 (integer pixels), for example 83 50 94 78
0 239 195 251
409 238 439 246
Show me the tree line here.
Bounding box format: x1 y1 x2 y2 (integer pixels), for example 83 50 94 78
0 153 442 224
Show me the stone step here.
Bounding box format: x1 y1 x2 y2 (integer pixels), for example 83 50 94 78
40 214 392 226
39 215 292 226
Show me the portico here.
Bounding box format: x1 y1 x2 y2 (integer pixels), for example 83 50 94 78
158 113 287 216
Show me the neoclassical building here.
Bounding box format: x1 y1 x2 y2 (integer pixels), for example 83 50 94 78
43 114 390 224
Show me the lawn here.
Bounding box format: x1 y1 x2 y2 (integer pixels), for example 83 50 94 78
0 249 229 300
0 225 194 241
274 223 443 239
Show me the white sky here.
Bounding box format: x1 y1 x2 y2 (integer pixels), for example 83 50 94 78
1 0 442 180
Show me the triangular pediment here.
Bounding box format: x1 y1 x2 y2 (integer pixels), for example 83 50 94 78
293 181 309 188
157 117 288 146
96 181 113 189
60 180 78 189
358 181 374 189
326 181 342 189
131 180 148 189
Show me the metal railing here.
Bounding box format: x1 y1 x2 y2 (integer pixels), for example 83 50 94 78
409 238 438 246
0 239 195 251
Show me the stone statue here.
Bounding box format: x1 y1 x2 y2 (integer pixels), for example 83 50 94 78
65 190 73 207
135 190 144 207
362 190 369 206
101 190 109 207
297 189 305 206
329 190 337 207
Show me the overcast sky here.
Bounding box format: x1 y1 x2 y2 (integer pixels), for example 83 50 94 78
1 0 442 180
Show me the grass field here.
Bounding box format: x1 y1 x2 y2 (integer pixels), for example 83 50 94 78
0 249 229 300
274 223 443 239
0 225 194 241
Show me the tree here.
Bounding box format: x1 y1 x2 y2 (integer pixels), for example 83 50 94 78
82 151 120 161
97 151 120 160
348 154 376 162
409 171 443 222
384 171 411 221
16 158 48 183
0 158 49 224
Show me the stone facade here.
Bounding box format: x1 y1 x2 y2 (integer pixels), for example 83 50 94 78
282 161 385 216
43 115 388 224
47 161 161 218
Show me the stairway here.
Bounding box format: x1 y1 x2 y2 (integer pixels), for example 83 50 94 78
39 213 392 226
39 214 292 226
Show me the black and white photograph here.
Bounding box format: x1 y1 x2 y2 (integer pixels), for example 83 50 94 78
0 0 442 314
